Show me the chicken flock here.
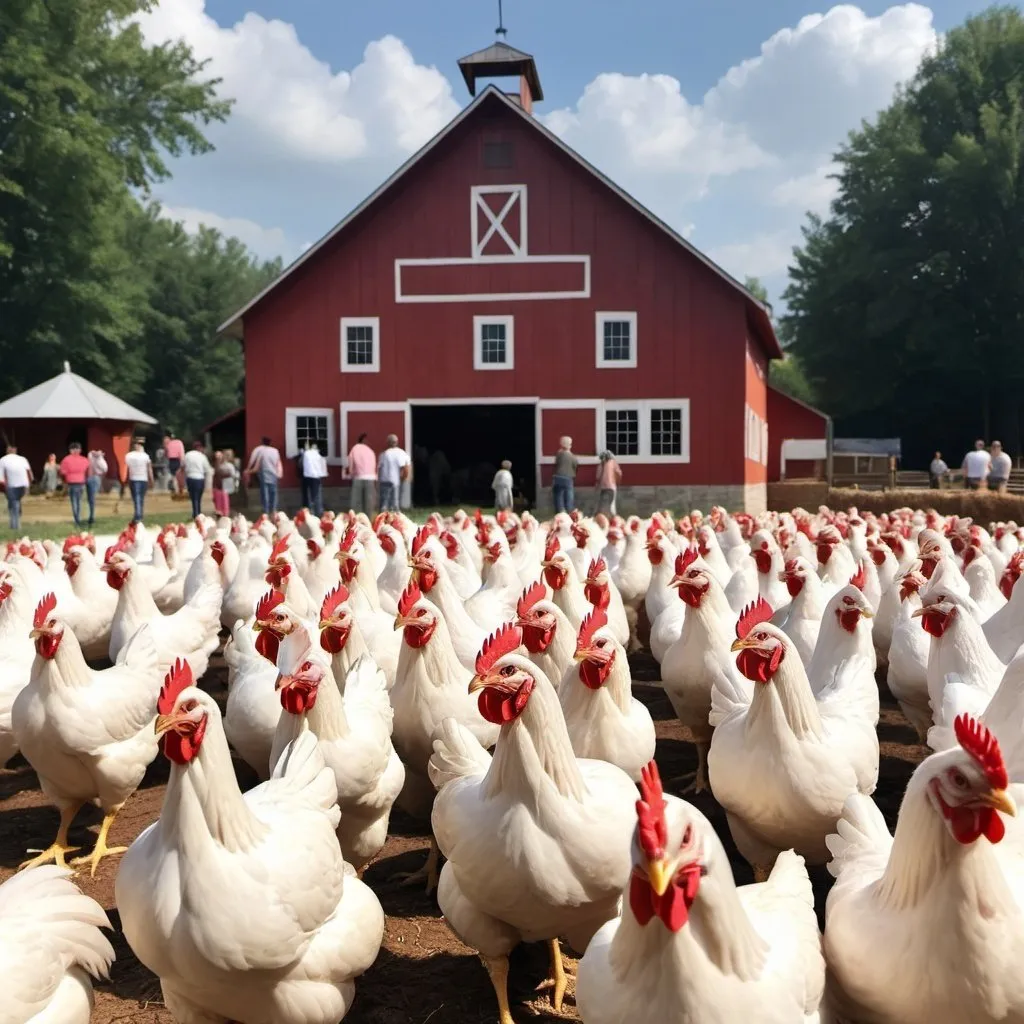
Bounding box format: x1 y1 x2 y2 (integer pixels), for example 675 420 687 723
0 504 1023 1023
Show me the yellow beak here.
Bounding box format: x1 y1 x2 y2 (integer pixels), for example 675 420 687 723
154 711 187 736
730 636 756 652
860 608 875 619
647 857 671 897
910 606 927 618
573 648 588 663
468 674 488 693
981 789 1017 817
28 627 42 640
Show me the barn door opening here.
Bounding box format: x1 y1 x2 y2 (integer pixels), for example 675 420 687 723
411 403 536 509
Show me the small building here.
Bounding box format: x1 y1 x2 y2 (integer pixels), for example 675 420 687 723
767 385 831 481
0 362 156 485
219 40 784 513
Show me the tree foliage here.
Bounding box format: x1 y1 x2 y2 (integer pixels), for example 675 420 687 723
0 0 277 436
780 6 1024 463
744 276 818 406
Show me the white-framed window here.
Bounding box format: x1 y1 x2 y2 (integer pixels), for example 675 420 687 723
473 315 514 370
760 419 769 467
596 312 638 369
745 405 767 463
340 316 380 373
601 399 689 462
285 407 336 460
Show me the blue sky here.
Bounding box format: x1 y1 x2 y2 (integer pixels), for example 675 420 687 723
138 0 988 305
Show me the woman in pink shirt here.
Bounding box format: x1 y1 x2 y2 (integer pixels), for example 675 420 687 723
596 451 622 517
345 433 376 518
59 443 91 527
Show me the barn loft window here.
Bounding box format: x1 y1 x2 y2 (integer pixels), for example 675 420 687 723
602 399 690 462
605 408 640 457
650 407 682 456
483 140 514 168
340 317 380 373
285 407 335 459
473 315 514 370
595 312 638 368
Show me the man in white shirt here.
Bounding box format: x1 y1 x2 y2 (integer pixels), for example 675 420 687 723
377 434 410 512
962 439 991 491
0 444 33 530
989 440 1013 494
183 441 213 519
301 442 328 516
245 436 284 515
124 439 154 523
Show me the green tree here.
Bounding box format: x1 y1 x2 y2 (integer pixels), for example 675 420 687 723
0 0 229 397
781 6 1024 461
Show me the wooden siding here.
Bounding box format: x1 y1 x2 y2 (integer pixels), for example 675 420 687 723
244 92 752 488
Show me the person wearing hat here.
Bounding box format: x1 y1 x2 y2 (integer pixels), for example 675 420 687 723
492 460 514 511
596 450 622 517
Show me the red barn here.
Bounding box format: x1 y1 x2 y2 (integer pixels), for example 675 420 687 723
767 385 830 482
219 42 785 513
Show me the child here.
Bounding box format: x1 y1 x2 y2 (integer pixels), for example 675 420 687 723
492 460 514 511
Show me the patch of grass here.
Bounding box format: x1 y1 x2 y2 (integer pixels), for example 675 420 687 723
0 511 184 543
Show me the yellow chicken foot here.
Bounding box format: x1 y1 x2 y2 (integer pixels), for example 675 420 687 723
394 836 441 895
668 742 709 795
19 801 84 871
535 937 571 1012
753 864 772 883
480 953 515 1024
72 809 128 878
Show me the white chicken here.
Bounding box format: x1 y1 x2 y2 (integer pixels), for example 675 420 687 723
116 660 385 1024
885 568 932 742
824 714 1021 1023
12 593 162 875
775 556 826 667
577 762 826 1024
0 865 115 1024
428 622 639 1024
581 555 630 648
513 579 576 689
271 626 405 871
0 562 38 766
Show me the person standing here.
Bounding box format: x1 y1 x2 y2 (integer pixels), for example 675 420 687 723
245 436 283 515
59 443 91 527
596 451 622 516
989 441 1012 494
377 434 410 513
86 447 108 527
302 442 328 516
491 460 514 511
183 441 212 518
551 436 579 514
40 454 59 496
294 445 310 510
345 432 376 518
0 444 33 530
211 451 235 517
163 433 185 494
124 439 153 523
962 439 991 491
928 451 948 489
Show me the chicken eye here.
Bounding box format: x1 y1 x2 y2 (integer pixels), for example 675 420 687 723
950 770 969 789
682 824 693 847
300 661 312 672
843 596 854 606
500 665 516 677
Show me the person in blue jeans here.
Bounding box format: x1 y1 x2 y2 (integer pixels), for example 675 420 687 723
124 439 153 523
245 437 283 515
0 444 33 530
551 436 579 514
85 448 108 527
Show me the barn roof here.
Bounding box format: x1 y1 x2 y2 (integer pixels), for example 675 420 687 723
0 362 157 423
767 382 830 421
457 41 544 101
218 85 782 359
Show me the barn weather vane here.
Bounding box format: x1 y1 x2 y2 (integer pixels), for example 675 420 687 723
496 0 507 37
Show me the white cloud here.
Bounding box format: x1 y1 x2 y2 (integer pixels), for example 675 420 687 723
139 2 940 303
159 204 290 260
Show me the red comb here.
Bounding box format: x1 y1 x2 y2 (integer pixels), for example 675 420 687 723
306 538 322 560
33 592 57 630
340 526 358 552
269 536 289 563
517 580 546 617
411 526 430 556
544 535 559 562
475 622 523 676
157 658 194 716
255 588 284 621
474 508 484 526
587 557 607 582
646 520 662 541
954 715 1008 790
736 596 774 639
397 579 422 619
674 546 699 575
320 583 350 622
849 562 866 592
636 761 668 861
577 605 608 651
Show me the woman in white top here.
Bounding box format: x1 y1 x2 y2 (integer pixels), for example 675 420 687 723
124 440 153 523
491 460 514 511
0 444 33 530
183 442 213 518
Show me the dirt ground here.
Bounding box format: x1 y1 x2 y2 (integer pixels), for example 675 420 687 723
0 646 924 1024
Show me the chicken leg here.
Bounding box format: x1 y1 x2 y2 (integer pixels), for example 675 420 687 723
72 806 128 877
394 835 441 895
480 953 515 1024
669 741 709 795
535 937 572 1012
20 801 84 871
